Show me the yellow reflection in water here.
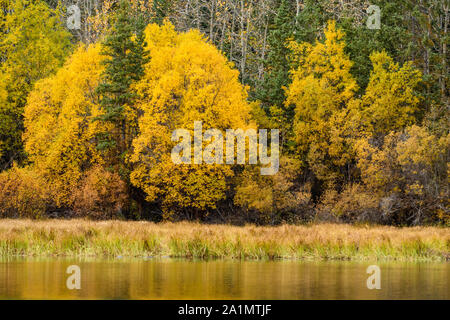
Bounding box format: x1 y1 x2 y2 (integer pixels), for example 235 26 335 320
0 258 448 299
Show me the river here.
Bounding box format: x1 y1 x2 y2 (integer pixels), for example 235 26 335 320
0 258 448 299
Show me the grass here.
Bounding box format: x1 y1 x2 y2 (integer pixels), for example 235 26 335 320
0 219 449 261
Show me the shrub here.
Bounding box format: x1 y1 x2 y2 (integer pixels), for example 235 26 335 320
317 184 380 223
72 165 128 219
355 125 449 225
0 165 52 218
234 156 312 224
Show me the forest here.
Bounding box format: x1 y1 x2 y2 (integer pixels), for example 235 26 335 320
0 0 448 226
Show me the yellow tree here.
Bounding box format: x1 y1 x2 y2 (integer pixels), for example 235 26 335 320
285 20 358 186
23 45 108 206
129 22 254 219
355 125 449 225
234 156 311 223
0 0 72 169
347 51 425 224
359 51 422 137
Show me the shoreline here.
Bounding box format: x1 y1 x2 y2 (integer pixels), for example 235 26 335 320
0 219 448 262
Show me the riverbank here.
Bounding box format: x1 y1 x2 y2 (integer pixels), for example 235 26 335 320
0 219 448 261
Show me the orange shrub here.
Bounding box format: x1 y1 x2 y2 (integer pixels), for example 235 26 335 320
234 157 312 224
0 165 52 218
318 184 380 223
72 165 128 219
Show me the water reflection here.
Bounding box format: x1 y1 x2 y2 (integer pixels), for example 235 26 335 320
0 258 448 299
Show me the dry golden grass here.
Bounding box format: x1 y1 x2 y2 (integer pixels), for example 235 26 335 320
0 219 449 261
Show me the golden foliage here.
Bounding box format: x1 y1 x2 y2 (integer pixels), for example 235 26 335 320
129 22 253 218
23 44 107 206
0 165 52 218
286 20 424 196
3 17 443 225
286 21 358 183
318 184 379 221
0 0 72 166
72 165 128 219
234 156 310 222
359 51 422 135
355 125 449 224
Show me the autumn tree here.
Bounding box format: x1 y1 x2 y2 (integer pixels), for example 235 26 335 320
2 1 447 224
358 51 422 137
355 126 449 225
0 0 72 170
0 164 52 218
129 22 254 219
285 21 358 191
23 45 107 206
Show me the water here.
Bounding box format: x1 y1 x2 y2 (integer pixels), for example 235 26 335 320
0 258 448 299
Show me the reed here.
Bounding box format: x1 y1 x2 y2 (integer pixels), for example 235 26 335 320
0 219 448 261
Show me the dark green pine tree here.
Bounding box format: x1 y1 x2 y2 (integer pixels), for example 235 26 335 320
340 0 413 94
95 0 149 176
293 0 329 44
256 0 294 112
254 0 296 151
